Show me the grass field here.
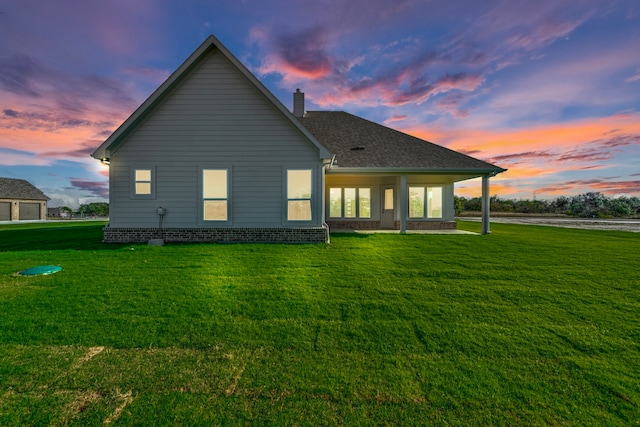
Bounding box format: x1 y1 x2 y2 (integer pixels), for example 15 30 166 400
0 221 638 425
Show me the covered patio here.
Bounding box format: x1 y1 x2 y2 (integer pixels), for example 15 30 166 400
324 171 498 235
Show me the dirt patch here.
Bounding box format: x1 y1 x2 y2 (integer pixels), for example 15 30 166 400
461 217 640 232
103 390 133 424
75 346 105 367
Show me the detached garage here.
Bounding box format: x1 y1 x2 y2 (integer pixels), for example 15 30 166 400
0 178 50 221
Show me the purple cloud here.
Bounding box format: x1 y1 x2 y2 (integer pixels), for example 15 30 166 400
557 148 613 163
41 141 101 159
489 151 554 164
596 133 639 148
253 0 602 118
435 92 473 117
69 178 109 198
274 27 333 79
0 108 114 132
0 54 45 98
0 53 137 115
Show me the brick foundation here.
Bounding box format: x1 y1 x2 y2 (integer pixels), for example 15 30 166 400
327 220 456 231
326 220 382 230
401 221 457 230
103 226 328 244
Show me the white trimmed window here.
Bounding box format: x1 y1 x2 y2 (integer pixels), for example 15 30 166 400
409 186 443 218
132 166 155 199
287 170 312 221
329 187 371 219
203 169 228 221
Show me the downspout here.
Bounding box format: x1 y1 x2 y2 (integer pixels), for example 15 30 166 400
322 155 336 244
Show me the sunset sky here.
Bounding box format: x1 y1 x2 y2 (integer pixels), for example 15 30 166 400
1 0 639 208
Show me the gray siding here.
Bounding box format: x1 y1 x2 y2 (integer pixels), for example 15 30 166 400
109 49 323 228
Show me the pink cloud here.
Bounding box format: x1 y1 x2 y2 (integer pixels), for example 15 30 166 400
1 108 114 133
0 51 138 167
274 27 334 79
384 115 408 124
400 112 640 198
626 72 640 83
537 179 640 196
305 70 483 110
488 151 554 164
256 26 334 80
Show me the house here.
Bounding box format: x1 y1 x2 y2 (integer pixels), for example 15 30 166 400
47 207 61 218
0 177 50 221
91 35 504 243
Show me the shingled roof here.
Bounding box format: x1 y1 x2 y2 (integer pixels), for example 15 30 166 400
0 178 50 200
299 111 505 174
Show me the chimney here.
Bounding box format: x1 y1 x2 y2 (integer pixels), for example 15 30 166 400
293 88 305 117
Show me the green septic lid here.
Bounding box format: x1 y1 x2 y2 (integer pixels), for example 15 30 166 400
18 265 63 276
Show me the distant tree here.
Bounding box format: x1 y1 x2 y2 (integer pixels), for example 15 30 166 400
608 197 633 217
453 192 638 218
77 204 90 217
514 199 549 214
464 197 482 212
89 202 109 217
550 196 570 214
629 197 640 215
454 196 465 216
76 203 109 217
567 192 608 217
490 196 515 212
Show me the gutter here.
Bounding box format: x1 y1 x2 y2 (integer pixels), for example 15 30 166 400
326 167 507 175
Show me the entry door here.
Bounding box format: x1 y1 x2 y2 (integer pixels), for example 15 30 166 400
381 186 395 229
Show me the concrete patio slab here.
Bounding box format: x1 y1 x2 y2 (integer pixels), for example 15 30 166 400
331 229 479 235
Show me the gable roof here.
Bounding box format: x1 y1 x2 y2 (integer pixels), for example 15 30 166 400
92 35 331 160
0 178 50 200
299 111 505 176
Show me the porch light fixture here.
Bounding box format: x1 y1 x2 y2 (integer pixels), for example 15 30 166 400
100 157 110 165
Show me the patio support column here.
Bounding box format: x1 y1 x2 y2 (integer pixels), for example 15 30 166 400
400 175 407 233
481 175 491 235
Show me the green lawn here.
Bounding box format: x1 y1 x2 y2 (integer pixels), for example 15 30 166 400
0 221 638 425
